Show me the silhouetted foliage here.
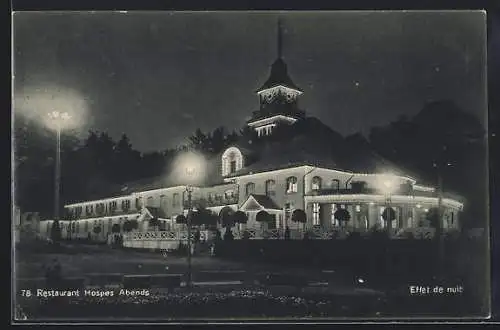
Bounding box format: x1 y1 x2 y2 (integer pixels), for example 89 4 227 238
92 225 102 235
291 209 307 224
256 210 272 223
111 223 121 233
50 220 62 242
191 207 218 227
334 208 351 227
233 211 248 224
123 220 138 232
175 215 187 224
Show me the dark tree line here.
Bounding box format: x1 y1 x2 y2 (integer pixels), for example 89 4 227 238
14 100 487 230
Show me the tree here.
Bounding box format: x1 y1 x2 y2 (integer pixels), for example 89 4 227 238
426 207 442 238
233 211 248 225
219 207 235 228
123 220 138 232
175 215 187 224
291 209 307 230
111 223 121 233
50 220 62 243
256 210 272 223
381 207 396 235
334 208 351 228
191 207 218 227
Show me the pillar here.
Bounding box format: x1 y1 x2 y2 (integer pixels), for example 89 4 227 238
320 203 332 229
368 203 378 230
305 203 314 229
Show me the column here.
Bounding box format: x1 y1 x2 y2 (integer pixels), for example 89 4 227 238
368 203 378 230
320 203 332 230
305 203 314 229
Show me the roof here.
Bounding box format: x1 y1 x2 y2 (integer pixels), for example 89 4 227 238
256 58 303 93
145 206 168 219
225 119 418 180
250 194 282 210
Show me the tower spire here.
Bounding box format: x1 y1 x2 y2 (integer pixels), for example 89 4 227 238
277 18 283 59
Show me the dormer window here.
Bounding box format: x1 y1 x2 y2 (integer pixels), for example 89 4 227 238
222 147 244 177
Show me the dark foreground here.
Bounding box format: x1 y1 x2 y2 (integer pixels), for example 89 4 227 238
15 285 477 321
13 240 488 321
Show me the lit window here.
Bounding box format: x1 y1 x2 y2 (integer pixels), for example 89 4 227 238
331 204 339 227
356 205 361 212
312 176 322 190
222 147 243 177
245 183 255 196
224 190 235 199
312 203 320 225
265 179 276 196
286 177 298 194
331 179 340 191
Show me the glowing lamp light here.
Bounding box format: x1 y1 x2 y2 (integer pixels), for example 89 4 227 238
416 204 422 209
357 277 365 284
171 151 206 186
424 208 429 212
377 174 397 194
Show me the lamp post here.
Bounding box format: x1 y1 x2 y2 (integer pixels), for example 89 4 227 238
382 178 395 236
47 111 72 238
185 181 194 287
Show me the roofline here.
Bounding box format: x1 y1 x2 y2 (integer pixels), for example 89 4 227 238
247 115 298 127
224 164 417 184
65 185 190 208
256 84 304 95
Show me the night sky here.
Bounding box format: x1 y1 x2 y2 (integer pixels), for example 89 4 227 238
13 11 487 152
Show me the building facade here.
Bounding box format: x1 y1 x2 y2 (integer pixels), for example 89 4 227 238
39 22 464 240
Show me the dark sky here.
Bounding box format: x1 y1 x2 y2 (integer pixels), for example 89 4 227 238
13 11 487 152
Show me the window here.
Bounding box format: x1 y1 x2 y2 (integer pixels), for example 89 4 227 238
330 179 340 191
355 205 361 213
75 222 80 233
230 161 236 174
312 176 322 190
160 195 167 212
122 200 131 212
207 193 214 203
312 203 320 225
108 219 112 231
84 221 89 232
331 204 339 227
147 196 154 206
224 190 235 200
222 147 243 177
284 202 293 223
286 177 298 194
245 182 255 196
265 179 276 196
172 193 180 207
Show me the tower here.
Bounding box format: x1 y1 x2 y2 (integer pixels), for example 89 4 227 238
247 19 305 137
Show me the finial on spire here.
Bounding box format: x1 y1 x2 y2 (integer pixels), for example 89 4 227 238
277 18 283 59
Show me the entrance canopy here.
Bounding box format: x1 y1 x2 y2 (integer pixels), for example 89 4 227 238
240 194 282 212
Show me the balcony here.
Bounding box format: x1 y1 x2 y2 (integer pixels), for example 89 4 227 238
307 187 440 198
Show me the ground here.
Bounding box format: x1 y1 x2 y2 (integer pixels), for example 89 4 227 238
13 242 478 320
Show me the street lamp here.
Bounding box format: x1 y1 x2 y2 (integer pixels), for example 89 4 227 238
174 151 206 287
185 165 197 287
47 111 72 237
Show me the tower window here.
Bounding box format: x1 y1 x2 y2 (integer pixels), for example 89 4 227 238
230 160 236 174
